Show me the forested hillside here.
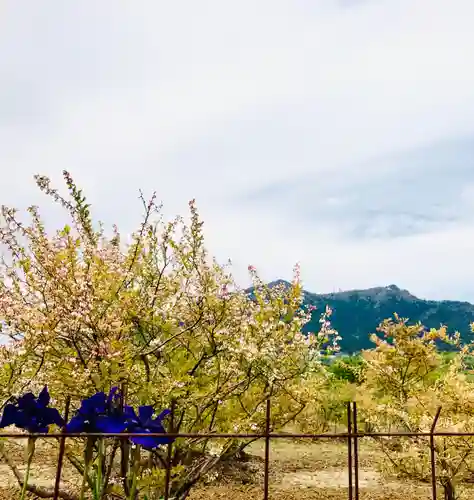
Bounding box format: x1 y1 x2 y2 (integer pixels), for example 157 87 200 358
267 281 474 352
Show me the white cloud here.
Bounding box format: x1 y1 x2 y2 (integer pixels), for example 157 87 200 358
2 0 474 302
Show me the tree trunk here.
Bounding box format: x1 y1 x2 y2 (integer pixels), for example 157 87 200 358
443 480 455 500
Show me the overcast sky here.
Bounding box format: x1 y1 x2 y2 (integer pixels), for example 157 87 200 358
2 0 474 302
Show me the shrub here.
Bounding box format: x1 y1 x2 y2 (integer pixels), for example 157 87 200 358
0 171 339 498
357 315 474 500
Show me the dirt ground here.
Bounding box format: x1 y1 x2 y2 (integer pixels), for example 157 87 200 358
188 439 433 500
0 438 462 499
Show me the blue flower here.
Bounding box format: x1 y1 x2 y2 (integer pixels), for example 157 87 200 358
0 386 64 433
66 387 128 434
124 405 173 449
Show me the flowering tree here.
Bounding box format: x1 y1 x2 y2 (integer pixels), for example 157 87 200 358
357 315 474 500
0 171 338 498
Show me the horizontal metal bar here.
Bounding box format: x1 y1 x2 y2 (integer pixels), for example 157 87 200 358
0 431 473 439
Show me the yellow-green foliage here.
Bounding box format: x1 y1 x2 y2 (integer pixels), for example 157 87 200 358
357 315 474 499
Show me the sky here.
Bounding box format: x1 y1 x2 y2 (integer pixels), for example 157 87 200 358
2 0 474 302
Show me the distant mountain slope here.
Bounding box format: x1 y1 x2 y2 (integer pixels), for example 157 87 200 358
265 281 474 353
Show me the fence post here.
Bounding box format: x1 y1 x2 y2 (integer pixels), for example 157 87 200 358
352 402 359 500
119 383 130 497
53 395 71 500
347 402 353 500
164 399 176 500
263 397 271 500
430 407 442 500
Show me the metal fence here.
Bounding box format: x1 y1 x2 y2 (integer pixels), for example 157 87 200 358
0 398 469 500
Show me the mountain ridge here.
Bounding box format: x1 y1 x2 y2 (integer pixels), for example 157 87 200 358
264 281 474 352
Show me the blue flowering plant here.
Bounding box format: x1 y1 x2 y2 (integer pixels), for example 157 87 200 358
0 386 64 500
64 386 174 500
123 405 173 450
65 386 129 499
122 405 174 499
0 385 174 500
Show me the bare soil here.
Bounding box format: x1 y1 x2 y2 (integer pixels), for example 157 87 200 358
0 438 467 499
188 440 436 500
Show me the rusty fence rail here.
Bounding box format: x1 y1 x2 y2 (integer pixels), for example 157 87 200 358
0 400 466 500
